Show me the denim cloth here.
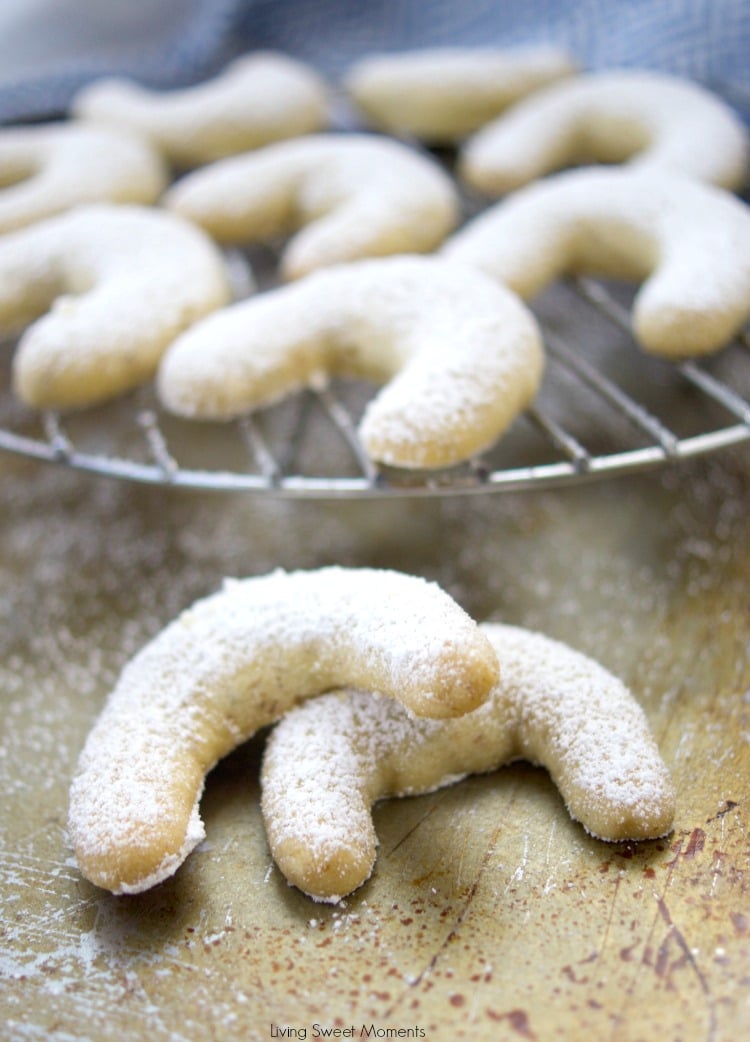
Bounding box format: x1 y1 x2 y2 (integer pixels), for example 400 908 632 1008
0 0 748 123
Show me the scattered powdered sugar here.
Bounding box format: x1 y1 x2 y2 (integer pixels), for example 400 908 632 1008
0 435 748 1033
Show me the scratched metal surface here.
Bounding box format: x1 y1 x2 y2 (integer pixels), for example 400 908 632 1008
1 426 749 1042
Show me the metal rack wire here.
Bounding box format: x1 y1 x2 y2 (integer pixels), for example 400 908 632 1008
0 273 748 498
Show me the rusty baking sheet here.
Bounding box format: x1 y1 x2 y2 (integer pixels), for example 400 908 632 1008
1 438 748 1040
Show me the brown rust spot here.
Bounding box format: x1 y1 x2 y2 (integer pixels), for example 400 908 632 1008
486 1009 536 1037
684 828 706 859
666 828 707 867
706 800 739 823
562 964 589 984
508 1010 535 1039
730 912 748 935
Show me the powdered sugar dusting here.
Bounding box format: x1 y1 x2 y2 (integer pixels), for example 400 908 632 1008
4 203 231 409
261 622 675 901
166 133 459 278
444 167 750 357
461 69 749 193
73 52 329 167
68 566 498 893
0 122 167 233
346 46 576 142
158 254 544 469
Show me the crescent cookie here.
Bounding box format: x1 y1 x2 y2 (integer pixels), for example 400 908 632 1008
157 255 544 470
261 623 676 903
444 167 750 358
0 122 167 234
67 567 500 895
72 52 329 168
345 46 576 143
460 69 749 195
164 133 460 280
5 204 232 410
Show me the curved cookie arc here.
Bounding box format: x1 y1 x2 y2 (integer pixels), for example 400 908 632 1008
0 122 167 234
72 52 329 168
68 567 499 895
261 623 676 902
5 204 232 410
345 46 576 143
444 167 750 358
157 255 544 469
165 133 460 280
460 69 749 194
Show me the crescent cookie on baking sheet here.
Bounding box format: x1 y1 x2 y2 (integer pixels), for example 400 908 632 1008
261 623 676 903
67 567 500 895
444 167 750 358
345 46 576 143
157 254 544 470
72 52 329 168
164 133 460 280
0 122 167 233
460 69 749 194
5 204 232 410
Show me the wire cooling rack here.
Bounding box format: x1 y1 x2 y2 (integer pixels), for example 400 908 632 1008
0 267 749 498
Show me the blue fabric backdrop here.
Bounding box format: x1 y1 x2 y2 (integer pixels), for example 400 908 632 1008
0 0 748 123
